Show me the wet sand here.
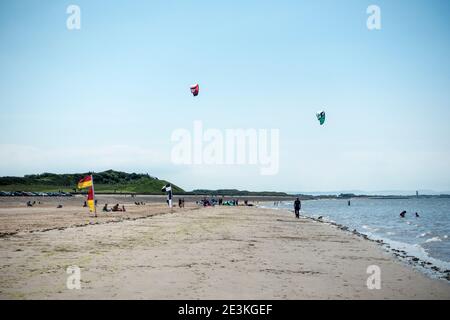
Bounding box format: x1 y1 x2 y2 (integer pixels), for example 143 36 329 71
0 200 449 299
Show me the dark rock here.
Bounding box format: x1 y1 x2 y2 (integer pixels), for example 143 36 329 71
431 266 440 271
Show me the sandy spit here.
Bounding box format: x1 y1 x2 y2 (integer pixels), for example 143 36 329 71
0 204 449 299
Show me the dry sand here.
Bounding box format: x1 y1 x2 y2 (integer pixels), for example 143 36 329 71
0 199 449 299
0 195 194 236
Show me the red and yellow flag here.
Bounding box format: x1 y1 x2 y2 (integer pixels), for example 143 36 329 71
78 175 93 189
87 187 95 213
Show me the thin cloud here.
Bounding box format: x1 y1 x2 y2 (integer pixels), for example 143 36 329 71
0 144 169 176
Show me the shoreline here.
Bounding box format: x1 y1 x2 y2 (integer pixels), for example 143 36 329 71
304 214 450 282
0 203 449 299
260 203 450 282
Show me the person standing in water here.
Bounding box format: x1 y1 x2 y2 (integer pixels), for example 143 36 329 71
294 198 301 219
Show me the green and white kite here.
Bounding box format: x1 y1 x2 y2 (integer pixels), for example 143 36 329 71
316 111 326 125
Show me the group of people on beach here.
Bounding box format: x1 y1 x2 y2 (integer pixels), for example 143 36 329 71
102 203 126 212
196 198 239 207
82 201 127 213
26 200 40 207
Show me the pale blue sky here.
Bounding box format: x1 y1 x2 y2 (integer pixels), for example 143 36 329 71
1 0 449 192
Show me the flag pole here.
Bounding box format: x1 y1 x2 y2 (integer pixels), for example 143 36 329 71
169 184 172 209
91 174 97 217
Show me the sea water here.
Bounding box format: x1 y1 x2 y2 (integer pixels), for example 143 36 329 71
262 198 450 278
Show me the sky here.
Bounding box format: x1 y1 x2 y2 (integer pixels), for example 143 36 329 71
0 0 449 192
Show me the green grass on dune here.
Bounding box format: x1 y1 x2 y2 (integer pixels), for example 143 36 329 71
0 169 290 196
0 170 184 194
0 182 182 194
0 184 75 192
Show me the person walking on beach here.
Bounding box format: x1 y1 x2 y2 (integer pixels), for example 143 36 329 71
294 198 301 219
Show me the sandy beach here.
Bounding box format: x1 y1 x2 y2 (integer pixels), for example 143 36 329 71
0 198 449 299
